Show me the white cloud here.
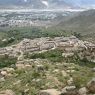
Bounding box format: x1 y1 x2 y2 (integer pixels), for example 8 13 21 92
41 0 49 7
24 0 28 2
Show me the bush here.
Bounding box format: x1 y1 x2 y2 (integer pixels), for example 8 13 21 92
29 53 45 59
25 49 63 62
73 32 82 39
0 55 17 68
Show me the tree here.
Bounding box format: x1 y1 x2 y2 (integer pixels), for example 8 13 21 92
73 32 82 39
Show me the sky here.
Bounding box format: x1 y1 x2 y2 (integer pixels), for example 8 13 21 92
0 0 95 9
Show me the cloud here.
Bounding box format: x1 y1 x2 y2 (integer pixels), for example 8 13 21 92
24 0 27 2
41 0 49 7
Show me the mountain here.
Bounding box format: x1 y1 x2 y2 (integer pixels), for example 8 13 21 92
0 0 47 9
0 0 70 9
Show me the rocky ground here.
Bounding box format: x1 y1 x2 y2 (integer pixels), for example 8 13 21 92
0 58 95 95
0 36 95 95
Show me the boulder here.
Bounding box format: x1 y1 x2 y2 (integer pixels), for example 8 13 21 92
92 68 95 72
53 69 59 73
39 89 61 95
0 77 5 82
87 78 95 93
66 70 75 73
0 90 15 95
36 64 44 71
67 77 74 85
62 86 76 92
78 87 88 95
61 70 68 77
4 68 15 73
61 86 78 95
0 71 7 76
62 53 74 58
16 64 25 69
61 90 78 95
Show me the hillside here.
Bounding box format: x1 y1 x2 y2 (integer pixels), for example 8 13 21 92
0 36 95 95
57 9 95 42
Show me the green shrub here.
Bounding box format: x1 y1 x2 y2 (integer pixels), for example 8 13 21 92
26 49 63 62
0 55 17 68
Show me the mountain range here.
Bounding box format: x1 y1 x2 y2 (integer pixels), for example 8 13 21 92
0 0 95 9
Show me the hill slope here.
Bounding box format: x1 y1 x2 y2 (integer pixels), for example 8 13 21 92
57 9 95 41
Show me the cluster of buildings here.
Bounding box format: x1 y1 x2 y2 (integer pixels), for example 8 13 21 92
0 36 95 60
0 19 44 27
0 19 52 27
0 11 57 27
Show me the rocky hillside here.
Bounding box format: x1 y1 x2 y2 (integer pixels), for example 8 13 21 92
0 57 95 95
0 36 95 95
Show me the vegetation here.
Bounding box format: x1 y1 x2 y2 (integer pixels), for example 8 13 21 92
0 37 15 47
0 55 17 68
25 49 64 62
64 53 95 68
0 58 95 94
0 49 94 94
25 49 95 67
0 27 73 47
73 32 82 39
